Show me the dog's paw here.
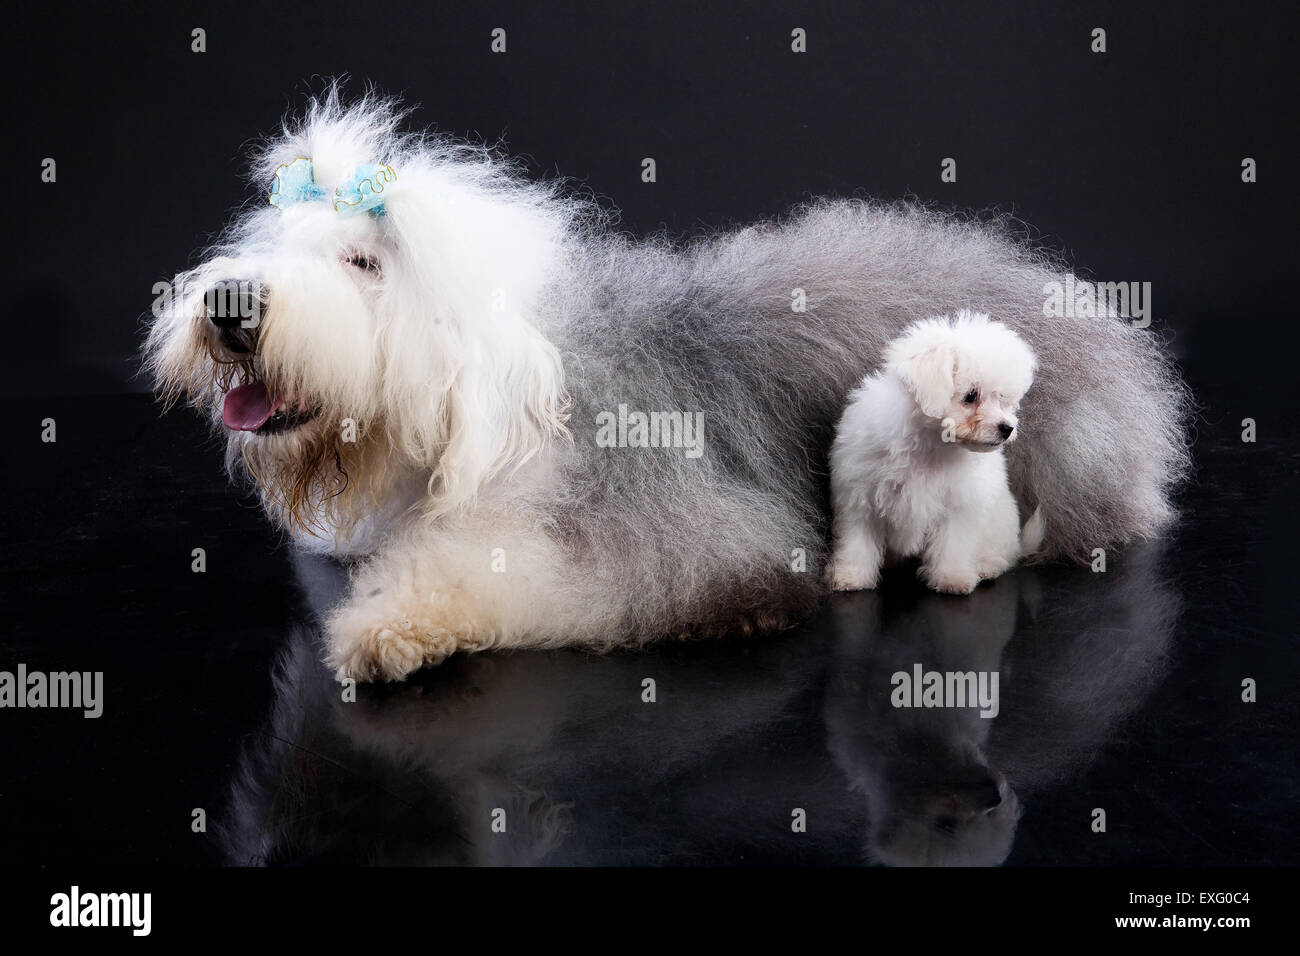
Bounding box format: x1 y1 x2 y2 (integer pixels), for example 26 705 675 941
328 615 458 683
326 585 495 682
921 566 979 595
827 560 880 592
326 578 499 683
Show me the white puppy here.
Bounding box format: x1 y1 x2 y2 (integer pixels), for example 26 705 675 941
827 311 1044 595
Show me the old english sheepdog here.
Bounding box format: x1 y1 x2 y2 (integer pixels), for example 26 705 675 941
144 89 1191 682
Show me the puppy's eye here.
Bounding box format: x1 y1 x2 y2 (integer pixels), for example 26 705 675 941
345 253 381 275
962 389 979 405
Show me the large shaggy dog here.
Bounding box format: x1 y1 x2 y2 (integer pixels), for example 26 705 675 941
145 90 1190 682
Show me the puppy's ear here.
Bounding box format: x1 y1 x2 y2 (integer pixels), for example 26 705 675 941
887 330 956 419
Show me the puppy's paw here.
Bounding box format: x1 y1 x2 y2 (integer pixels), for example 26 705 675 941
976 556 1013 581
921 566 979 595
827 560 880 592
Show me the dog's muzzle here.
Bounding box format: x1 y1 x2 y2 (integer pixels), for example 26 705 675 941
205 279 266 356
201 279 314 434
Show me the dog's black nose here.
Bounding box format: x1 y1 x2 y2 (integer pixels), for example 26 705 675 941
205 280 264 354
997 422 1015 439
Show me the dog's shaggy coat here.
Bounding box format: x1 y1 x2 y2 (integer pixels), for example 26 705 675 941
146 90 1191 681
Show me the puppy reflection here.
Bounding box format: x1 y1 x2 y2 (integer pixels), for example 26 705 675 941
825 580 1024 866
825 542 1178 867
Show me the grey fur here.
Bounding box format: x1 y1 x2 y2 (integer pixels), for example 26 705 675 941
537 200 1191 640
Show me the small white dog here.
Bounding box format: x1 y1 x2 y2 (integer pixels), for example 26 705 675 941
827 311 1044 595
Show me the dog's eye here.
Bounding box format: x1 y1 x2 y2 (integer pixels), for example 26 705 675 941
962 389 979 404
345 253 381 275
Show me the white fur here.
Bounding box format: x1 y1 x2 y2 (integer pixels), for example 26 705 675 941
827 312 1041 595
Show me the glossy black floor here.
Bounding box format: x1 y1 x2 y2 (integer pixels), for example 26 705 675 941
2 369 1296 866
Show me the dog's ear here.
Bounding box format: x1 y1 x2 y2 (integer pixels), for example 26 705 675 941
886 326 957 418
379 172 572 515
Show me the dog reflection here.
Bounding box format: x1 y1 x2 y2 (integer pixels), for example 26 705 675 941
222 546 1176 865
221 551 833 865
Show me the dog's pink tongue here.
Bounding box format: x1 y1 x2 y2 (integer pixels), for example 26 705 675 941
222 382 282 431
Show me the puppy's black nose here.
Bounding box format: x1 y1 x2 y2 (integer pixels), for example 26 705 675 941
997 422 1015 440
205 280 265 354
960 773 1006 813
975 779 1004 812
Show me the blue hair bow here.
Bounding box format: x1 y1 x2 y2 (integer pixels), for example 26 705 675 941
268 157 397 217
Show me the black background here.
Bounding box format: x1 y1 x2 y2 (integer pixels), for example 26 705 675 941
1 0 1298 874
6 0 1298 397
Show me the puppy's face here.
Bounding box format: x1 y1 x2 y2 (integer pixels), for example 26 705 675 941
933 379 1025 451
871 765 1021 867
884 312 1037 452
